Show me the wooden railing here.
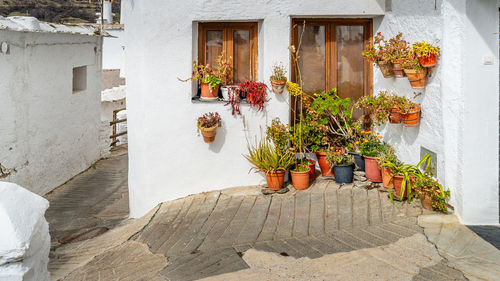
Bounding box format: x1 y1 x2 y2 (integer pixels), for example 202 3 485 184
110 108 127 147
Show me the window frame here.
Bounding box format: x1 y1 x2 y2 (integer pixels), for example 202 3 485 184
290 18 373 122
198 22 259 84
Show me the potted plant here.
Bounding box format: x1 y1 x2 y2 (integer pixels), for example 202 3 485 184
197 112 221 143
402 54 427 90
355 91 395 126
226 81 268 115
358 131 383 182
327 153 354 184
377 143 400 188
269 62 287 94
218 54 234 101
387 33 410 78
362 32 394 78
383 154 431 201
412 41 440 68
388 94 407 124
244 139 295 190
396 96 421 127
290 163 310 190
414 172 450 212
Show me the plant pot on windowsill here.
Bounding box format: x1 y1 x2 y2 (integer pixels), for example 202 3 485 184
291 165 310 190
364 156 382 182
270 77 287 94
391 59 406 78
404 68 427 90
377 61 395 78
265 170 286 190
221 85 237 101
200 83 220 100
401 104 421 127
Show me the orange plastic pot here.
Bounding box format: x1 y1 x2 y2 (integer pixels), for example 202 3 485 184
389 106 402 124
419 54 437 68
364 156 382 182
308 160 316 181
404 69 427 90
391 59 405 78
402 104 421 127
377 61 395 78
200 126 218 143
315 151 334 177
265 171 286 190
200 83 219 99
270 78 287 94
291 169 310 190
392 175 409 199
381 167 394 188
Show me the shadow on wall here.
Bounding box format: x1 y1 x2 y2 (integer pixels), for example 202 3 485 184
208 122 226 153
380 122 421 147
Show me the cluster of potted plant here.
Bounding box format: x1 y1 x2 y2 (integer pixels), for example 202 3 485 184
355 91 422 127
363 33 440 90
225 81 268 115
197 112 221 143
269 62 287 94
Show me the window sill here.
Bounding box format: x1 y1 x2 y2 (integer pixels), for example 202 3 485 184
191 96 249 104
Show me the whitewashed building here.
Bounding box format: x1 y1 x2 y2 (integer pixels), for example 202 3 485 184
0 16 103 196
123 0 499 225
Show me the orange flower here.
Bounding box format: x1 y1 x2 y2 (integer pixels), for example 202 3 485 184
378 136 383 139
364 139 368 143
367 131 372 134
355 141 360 145
361 130 365 134
329 147 334 150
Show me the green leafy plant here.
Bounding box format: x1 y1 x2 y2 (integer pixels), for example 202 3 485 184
412 41 440 58
394 95 419 114
362 32 392 63
266 120 293 152
326 153 354 167
292 164 310 172
270 62 287 81
243 139 295 173
377 142 401 166
382 154 431 202
355 91 397 126
414 171 449 213
401 53 424 70
180 52 231 88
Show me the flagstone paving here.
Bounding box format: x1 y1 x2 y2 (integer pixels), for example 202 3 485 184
46 150 500 281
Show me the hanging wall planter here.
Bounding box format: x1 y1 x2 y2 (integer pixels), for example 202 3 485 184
389 106 402 124
401 104 421 127
412 41 440 68
270 62 287 94
419 54 437 68
404 68 427 90
197 112 221 143
391 59 406 78
377 61 395 78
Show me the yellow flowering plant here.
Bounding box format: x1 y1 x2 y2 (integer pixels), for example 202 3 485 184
412 41 440 58
357 131 382 157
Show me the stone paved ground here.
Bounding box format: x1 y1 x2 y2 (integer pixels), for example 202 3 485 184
46 150 500 281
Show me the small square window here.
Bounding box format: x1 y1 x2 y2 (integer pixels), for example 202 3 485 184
73 66 87 93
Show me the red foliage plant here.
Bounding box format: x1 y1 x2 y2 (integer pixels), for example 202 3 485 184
225 81 268 115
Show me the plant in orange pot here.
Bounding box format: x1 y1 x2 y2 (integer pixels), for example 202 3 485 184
244 139 295 191
362 32 394 78
358 131 383 182
269 62 287 94
414 171 450 212
412 41 440 68
387 32 410 78
396 96 421 127
290 164 310 190
377 143 400 189
197 112 221 143
402 54 427 90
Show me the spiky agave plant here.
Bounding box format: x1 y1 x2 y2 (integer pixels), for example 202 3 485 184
243 139 295 174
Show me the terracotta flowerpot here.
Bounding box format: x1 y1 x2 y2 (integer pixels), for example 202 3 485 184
404 68 427 90
270 78 287 94
389 106 402 124
420 194 433 210
200 125 218 143
364 156 382 183
291 169 310 190
315 149 343 177
200 83 219 100
402 104 421 127
391 59 405 78
419 54 437 68
392 175 409 199
308 160 316 181
265 171 286 190
381 167 394 188
377 61 395 78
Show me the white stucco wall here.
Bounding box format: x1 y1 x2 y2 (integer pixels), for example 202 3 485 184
0 182 50 281
103 28 124 70
0 29 103 195
125 0 499 223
